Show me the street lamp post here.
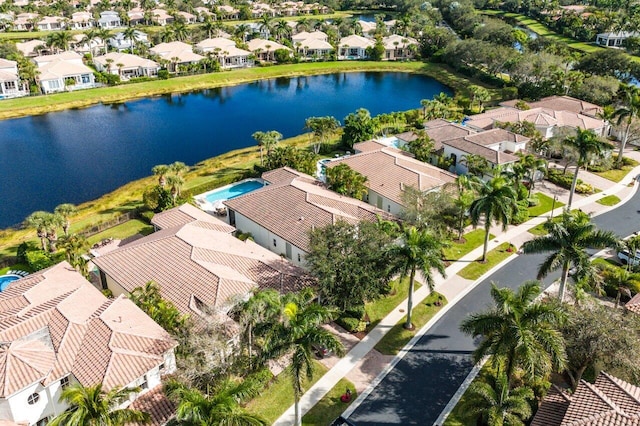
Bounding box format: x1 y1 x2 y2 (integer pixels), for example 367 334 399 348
550 195 558 219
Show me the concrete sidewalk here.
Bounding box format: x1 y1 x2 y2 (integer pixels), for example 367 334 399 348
273 162 640 426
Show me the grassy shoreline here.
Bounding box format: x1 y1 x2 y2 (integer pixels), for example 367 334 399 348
0 61 474 120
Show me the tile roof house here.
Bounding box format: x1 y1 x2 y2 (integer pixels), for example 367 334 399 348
150 42 203 72
69 11 93 30
338 35 374 60
195 38 253 69
12 13 38 31
0 262 177 426
327 146 457 215
224 167 394 266
94 53 160 79
0 58 28 100
382 34 418 60
93 206 314 321
32 51 96 94
108 30 150 52
15 40 46 57
246 38 291 62
531 372 640 425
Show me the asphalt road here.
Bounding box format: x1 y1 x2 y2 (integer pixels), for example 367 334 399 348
348 188 640 425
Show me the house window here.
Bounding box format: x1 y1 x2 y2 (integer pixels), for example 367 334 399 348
387 205 391 212
81 74 91 84
159 363 165 372
273 239 277 247
60 376 70 389
450 153 457 166
297 253 301 262
4 81 15 90
140 376 148 390
49 80 61 89
27 392 40 405
35 418 49 426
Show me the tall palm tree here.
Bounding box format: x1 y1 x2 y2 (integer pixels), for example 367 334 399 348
123 26 137 54
613 85 640 168
82 29 99 60
25 211 51 251
233 289 280 367
460 372 534 426
54 203 77 236
95 28 111 55
517 153 547 197
521 210 619 302
388 227 447 330
166 380 266 426
152 164 170 187
169 161 188 176
563 128 611 209
449 175 480 240
59 233 90 276
261 289 344 426
469 176 519 262
460 281 566 385
48 383 150 426
234 23 251 42
166 174 184 203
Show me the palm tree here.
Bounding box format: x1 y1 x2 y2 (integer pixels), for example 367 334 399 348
449 175 480 240
54 203 77 235
166 380 267 426
233 289 280 368
517 153 547 197
460 372 534 426
388 227 447 330
25 211 51 251
169 161 188 176
234 23 251 42
95 28 111 55
613 85 640 168
468 85 491 112
521 210 619 302
166 174 184 203
123 26 137 54
563 128 611 209
172 22 189 42
469 176 519 262
48 383 150 426
59 233 90 276
460 281 566 385
152 164 170 187
82 29 99 60
258 15 273 37
261 289 344 426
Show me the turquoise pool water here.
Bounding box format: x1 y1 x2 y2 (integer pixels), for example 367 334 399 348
204 180 265 203
0 274 20 291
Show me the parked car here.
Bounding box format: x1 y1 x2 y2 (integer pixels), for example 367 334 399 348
617 249 640 267
331 416 357 426
313 344 331 358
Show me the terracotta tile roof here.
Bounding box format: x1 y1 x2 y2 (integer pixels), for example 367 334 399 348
531 373 640 426
93 220 313 317
127 384 175 426
353 139 387 153
151 203 235 231
327 146 456 205
339 34 374 49
441 137 520 165
224 168 393 252
466 106 606 132
424 120 476 150
528 95 602 117
626 293 640 314
0 262 176 398
262 166 304 185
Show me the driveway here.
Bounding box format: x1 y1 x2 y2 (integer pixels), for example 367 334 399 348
347 187 640 425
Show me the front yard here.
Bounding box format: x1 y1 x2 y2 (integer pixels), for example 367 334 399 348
458 242 516 280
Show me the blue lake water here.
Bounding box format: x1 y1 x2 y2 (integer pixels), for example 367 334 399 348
0 72 451 228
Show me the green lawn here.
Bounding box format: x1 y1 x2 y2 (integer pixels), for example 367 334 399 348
592 257 622 269
443 229 494 261
374 292 447 355
245 361 328 424
597 194 621 206
86 219 153 245
364 278 417 331
593 157 639 182
302 377 357 425
458 243 515 280
528 192 564 218
528 216 562 236
0 263 32 275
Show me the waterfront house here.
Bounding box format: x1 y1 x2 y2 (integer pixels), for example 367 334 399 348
127 7 146 26
0 58 28 99
382 34 418 60
94 52 160 79
33 51 96 94
357 20 377 36
247 38 291 62
596 31 638 47
501 95 603 118
12 13 38 31
195 38 253 69
327 146 457 215
150 41 203 72
97 11 121 29
93 206 314 323
36 16 66 31
338 35 374 60
223 167 394 266
69 11 93 30
15 39 47 57
292 30 328 45
152 9 173 26
292 31 333 59
0 262 177 426
108 30 150 52
531 372 640 425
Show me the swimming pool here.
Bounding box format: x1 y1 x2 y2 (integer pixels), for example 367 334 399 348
201 179 266 204
0 274 20 291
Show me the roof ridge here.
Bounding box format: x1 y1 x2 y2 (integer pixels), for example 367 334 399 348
583 380 625 414
601 372 640 407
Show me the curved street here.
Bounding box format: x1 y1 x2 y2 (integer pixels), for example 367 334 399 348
346 184 640 425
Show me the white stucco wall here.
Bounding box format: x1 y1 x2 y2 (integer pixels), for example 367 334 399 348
365 190 403 216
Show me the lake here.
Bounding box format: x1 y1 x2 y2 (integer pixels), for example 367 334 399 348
0 71 451 228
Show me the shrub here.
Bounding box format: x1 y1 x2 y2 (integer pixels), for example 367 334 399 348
511 199 530 225
337 316 366 333
345 304 366 320
546 169 594 194
139 210 155 224
158 69 170 79
25 250 54 271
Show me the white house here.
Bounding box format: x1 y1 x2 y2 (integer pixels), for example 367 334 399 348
196 38 253 69
36 16 65 31
150 41 203 72
596 31 638 47
94 52 160 79
0 262 177 426
0 58 28 99
338 34 374 59
152 9 173 26
246 22 270 39
12 13 38 31
69 34 104 56
382 34 418 60
33 51 96 94
16 39 47 57
292 30 328 45
108 30 149 52
292 31 333 60
246 38 291 61
224 167 394 266
69 11 93 30
97 11 121 29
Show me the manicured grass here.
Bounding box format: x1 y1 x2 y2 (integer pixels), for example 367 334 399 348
528 192 564 218
592 257 622 269
245 361 328 424
443 229 494 261
365 278 418 331
374 292 447 355
86 219 153 245
597 194 621 206
0 263 32 275
302 377 357 425
593 157 639 182
457 243 515 280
